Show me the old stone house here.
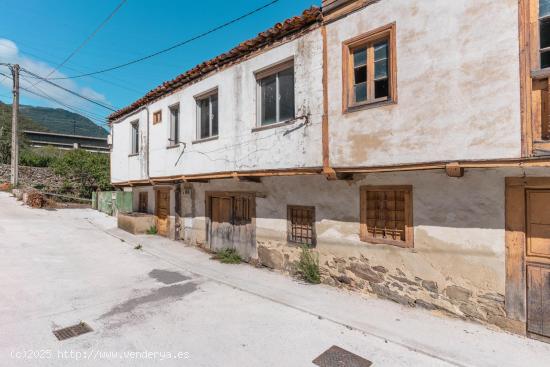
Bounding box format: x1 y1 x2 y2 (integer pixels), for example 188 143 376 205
109 0 550 342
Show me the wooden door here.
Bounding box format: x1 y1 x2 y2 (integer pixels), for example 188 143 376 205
210 196 233 252
208 193 255 258
232 195 254 257
156 189 170 237
526 190 550 338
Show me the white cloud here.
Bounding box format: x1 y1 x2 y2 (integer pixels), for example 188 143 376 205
0 38 112 118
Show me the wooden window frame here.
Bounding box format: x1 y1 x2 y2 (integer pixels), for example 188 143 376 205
255 59 295 127
152 110 162 125
520 0 550 155
130 120 139 155
359 185 413 248
342 22 397 113
287 205 316 247
168 103 180 146
195 88 219 141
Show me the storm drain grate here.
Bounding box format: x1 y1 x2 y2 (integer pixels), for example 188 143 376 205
53 322 93 341
313 345 372 367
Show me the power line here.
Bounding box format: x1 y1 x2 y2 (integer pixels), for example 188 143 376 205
44 0 281 80
20 68 117 111
32 0 127 87
0 41 145 94
2 71 110 125
3 70 111 124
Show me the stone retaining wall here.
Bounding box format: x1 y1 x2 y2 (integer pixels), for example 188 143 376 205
0 164 78 193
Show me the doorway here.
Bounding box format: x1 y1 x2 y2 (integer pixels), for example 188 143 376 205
156 189 170 237
526 189 550 338
506 178 550 341
206 192 256 259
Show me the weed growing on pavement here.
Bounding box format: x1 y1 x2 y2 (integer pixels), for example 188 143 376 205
134 244 142 250
146 225 158 235
213 248 242 264
297 245 320 284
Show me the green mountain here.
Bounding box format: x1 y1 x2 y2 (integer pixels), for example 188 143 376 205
0 101 46 133
18 104 108 138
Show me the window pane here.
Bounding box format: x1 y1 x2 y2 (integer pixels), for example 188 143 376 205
353 48 367 67
374 59 388 79
541 0 550 17
354 82 367 102
374 41 388 61
211 94 218 136
375 79 389 99
541 19 550 50
261 74 277 125
170 107 179 143
199 99 209 139
543 51 550 69
354 66 367 84
278 67 295 121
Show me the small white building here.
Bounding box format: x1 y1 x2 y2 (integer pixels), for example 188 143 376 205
109 0 550 341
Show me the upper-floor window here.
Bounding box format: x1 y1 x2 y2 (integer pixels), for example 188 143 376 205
256 60 295 126
153 110 162 124
541 0 550 68
169 104 180 145
196 90 218 140
343 23 396 111
130 120 139 155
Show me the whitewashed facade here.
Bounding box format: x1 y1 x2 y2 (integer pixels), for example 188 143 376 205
109 1 550 339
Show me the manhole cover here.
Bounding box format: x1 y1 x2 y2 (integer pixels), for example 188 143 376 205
53 322 93 341
313 345 372 367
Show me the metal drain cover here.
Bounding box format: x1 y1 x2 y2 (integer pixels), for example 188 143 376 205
53 322 93 341
313 345 372 367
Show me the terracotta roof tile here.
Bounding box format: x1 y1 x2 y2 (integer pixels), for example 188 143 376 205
108 7 321 122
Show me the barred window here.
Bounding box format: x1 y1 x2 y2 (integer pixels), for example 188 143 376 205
287 205 316 247
360 186 413 248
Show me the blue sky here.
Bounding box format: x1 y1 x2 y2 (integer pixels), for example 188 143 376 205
0 0 318 129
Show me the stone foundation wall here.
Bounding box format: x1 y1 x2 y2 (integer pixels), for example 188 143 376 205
255 239 507 329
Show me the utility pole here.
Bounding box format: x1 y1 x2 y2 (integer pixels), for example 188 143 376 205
10 64 19 187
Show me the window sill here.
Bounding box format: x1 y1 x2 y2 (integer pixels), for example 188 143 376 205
344 99 396 114
531 68 550 80
128 153 139 157
166 144 181 150
252 118 296 133
360 236 413 249
192 136 218 144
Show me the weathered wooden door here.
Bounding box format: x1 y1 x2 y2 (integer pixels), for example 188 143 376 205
156 189 170 237
526 190 550 338
208 193 255 259
210 196 233 251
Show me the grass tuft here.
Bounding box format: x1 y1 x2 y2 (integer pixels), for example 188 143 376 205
297 245 321 284
146 225 158 235
134 244 142 250
213 248 242 264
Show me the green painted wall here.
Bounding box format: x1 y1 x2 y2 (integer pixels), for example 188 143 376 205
96 191 132 216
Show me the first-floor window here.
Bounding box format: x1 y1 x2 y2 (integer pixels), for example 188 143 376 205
130 120 139 154
256 60 295 126
360 186 413 248
196 90 218 139
169 104 180 145
287 205 316 247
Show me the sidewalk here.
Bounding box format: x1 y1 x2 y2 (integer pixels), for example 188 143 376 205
85 209 550 367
